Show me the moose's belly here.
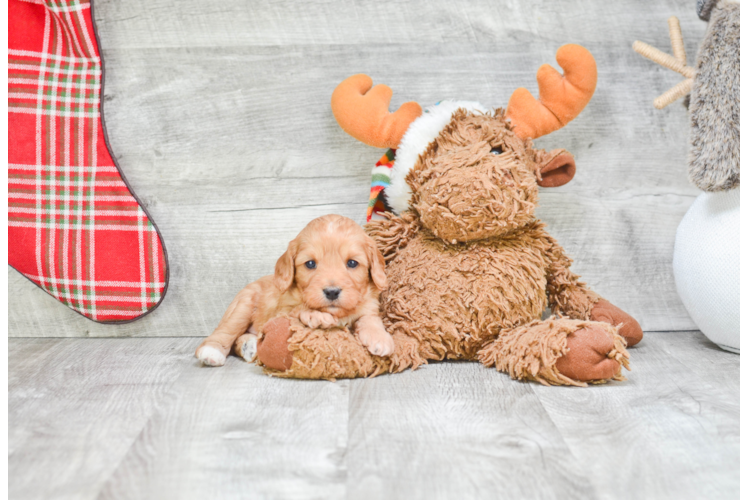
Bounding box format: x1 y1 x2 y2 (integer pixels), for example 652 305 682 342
382 233 548 360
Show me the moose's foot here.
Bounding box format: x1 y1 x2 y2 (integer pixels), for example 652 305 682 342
555 323 630 382
590 299 643 347
478 317 630 387
256 317 295 371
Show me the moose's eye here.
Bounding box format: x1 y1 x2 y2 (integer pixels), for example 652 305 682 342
490 146 504 155
304 260 316 270
346 259 359 269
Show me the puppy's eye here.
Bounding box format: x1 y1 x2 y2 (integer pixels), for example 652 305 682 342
490 146 504 155
304 260 316 270
346 259 359 269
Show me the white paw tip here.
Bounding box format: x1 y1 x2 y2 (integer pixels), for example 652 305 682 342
241 336 258 362
197 346 226 367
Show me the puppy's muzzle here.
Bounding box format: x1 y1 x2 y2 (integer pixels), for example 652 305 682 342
323 287 341 301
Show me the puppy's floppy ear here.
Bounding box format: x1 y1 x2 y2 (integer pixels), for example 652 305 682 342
364 235 387 291
274 239 298 293
536 148 576 187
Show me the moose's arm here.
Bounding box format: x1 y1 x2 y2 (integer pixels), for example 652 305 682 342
541 232 599 320
365 210 421 264
541 231 643 346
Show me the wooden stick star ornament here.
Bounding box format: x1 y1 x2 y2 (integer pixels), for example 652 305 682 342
633 16 697 109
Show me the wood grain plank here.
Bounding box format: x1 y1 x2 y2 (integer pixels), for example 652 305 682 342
642 331 740 399
10 0 708 336
8 333 739 499
92 0 705 49
9 203 368 339
97 354 349 500
345 363 600 500
7 180 697 335
8 338 196 500
530 331 739 499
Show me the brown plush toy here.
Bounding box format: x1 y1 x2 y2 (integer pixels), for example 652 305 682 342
256 44 643 386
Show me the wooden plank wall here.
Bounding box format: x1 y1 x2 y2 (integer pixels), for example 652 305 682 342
8 0 706 337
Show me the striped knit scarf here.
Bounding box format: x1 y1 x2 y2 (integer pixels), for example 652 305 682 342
367 149 396 222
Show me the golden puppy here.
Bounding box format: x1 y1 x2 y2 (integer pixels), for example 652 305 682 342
195 214 394 366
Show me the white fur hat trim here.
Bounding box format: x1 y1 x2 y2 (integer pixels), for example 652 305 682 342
384 100 488 214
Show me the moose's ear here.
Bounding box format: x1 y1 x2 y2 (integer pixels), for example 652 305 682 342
536 149 576 187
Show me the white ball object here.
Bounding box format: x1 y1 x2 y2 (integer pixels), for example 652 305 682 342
673 188 740 353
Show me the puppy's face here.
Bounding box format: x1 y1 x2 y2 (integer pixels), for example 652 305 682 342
274 215 386 318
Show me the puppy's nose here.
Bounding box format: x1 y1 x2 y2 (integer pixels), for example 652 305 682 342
323 287 341 301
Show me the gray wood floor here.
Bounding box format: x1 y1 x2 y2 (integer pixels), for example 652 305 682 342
8 331 738 500
9 0 708 336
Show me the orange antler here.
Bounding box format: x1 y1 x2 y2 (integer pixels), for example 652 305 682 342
506 44 597 139
331 74 422 149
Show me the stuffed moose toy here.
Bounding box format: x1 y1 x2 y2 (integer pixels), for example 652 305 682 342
253 44 643 386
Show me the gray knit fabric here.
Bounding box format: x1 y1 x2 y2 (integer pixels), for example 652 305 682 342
688 2 740 191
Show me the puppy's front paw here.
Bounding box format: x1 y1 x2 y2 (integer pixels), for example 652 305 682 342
357 323 395 357
196 345 226 367
299 310 337 329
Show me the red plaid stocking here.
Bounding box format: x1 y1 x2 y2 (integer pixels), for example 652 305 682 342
8 0 168 323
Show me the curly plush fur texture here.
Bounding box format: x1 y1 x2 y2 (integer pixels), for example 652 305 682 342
371 217 599 361
364 108 635 385
258 318 426 379
697 0 722 20
259 316 630 386
387 101 489 213
478 318 629 387
407 110 540 242
256 106 642 386
688 1 740 191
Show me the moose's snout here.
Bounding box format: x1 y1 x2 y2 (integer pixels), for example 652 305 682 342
414 160 539 243
323 287 341 301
